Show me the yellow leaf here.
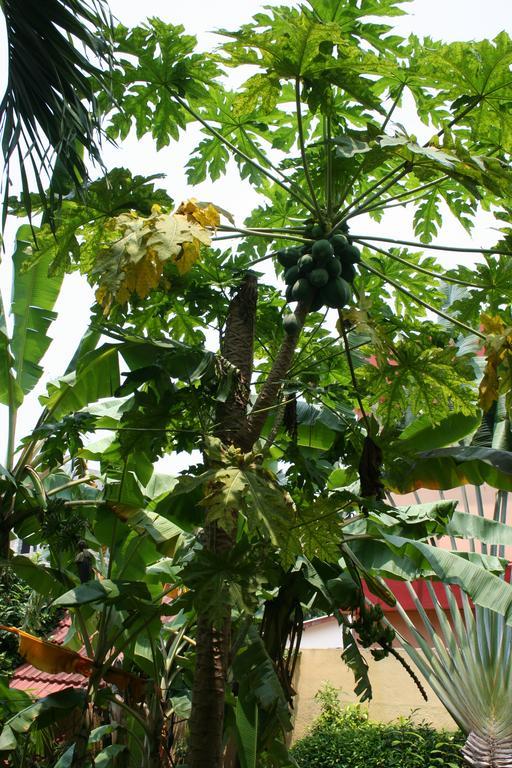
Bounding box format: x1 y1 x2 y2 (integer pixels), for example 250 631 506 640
480 313 506 335
0 625 147 700
173 238 201 275
118 252 163 302
479 354 500 412
176 198 220 228
0 625 91 675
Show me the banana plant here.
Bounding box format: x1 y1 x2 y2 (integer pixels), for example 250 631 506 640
0 224 122 560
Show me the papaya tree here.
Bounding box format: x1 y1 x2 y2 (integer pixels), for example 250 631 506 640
3 1 512 767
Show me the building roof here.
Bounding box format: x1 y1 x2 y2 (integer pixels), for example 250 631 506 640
9 589 180 699
9 615 87 698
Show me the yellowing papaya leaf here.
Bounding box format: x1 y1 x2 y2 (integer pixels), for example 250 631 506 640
478 315 512 411
92 204 215 310
176 198 221 228
118 251 163 301
479 353 500 412
173 238 201 276
481 313 506 335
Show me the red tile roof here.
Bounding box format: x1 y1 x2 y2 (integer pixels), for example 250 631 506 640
9 615 88 698
9 590 178 699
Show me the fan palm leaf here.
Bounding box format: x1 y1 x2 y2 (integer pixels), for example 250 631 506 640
386 403 512 768
389 580 512 767
0 0 113 225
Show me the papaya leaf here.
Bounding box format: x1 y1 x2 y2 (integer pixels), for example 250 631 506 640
447 253 512 323
202 460 299 564
361 339 477 430
422 32 512 153
102 20 220 150
413 187 442 244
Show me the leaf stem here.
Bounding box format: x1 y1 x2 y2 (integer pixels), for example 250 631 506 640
336 98 485 229
351 234 512 257
355 239 484 288
172 92 314 212
217 223 308 244
333 163 407 228
359 259 485 339
46 476 97 497
339 316 371 434
325 114 333 220
348 175 450 219
295 79 322 220
381 82 406 133
339 165 411 223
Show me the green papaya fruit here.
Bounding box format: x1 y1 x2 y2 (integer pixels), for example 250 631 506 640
277 246 301 268
303 219 315 238
325 257 342 278
298 254 314 274
311 239 334 262
341 262 356 283
308 268 329 288
340 243 361 264
322 276 351 308
285 283 294 302
284 265 300 285
330 233 349 256
291 278 315 302
283 313 301 335
309 293 324 312
310 223 325 240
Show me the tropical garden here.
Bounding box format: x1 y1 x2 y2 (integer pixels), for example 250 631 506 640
1 0 512 766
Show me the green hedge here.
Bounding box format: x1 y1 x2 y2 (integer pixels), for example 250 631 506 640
290 685 465 768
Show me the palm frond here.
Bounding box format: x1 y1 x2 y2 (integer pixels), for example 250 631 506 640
0 0 113 227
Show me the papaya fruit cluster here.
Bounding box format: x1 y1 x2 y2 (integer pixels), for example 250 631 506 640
278 229 360 334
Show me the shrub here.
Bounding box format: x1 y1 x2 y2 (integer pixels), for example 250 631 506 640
0 570 62 676
290 684 465 768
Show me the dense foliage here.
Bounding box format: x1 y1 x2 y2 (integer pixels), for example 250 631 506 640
0 572 62 676
291 686 465 768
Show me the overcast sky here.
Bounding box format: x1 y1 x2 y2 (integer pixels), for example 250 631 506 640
1 0 511 454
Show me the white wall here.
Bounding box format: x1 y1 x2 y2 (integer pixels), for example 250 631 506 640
301 616 343 649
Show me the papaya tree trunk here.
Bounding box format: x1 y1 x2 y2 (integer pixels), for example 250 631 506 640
245 300 308 446
187 274 257 768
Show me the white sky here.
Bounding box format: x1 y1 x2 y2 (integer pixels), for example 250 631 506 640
1 0 511 458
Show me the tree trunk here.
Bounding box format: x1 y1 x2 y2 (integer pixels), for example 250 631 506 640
187 274 258 768
245 300 308 447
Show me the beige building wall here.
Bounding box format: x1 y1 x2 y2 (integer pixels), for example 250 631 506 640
292 647 456 741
